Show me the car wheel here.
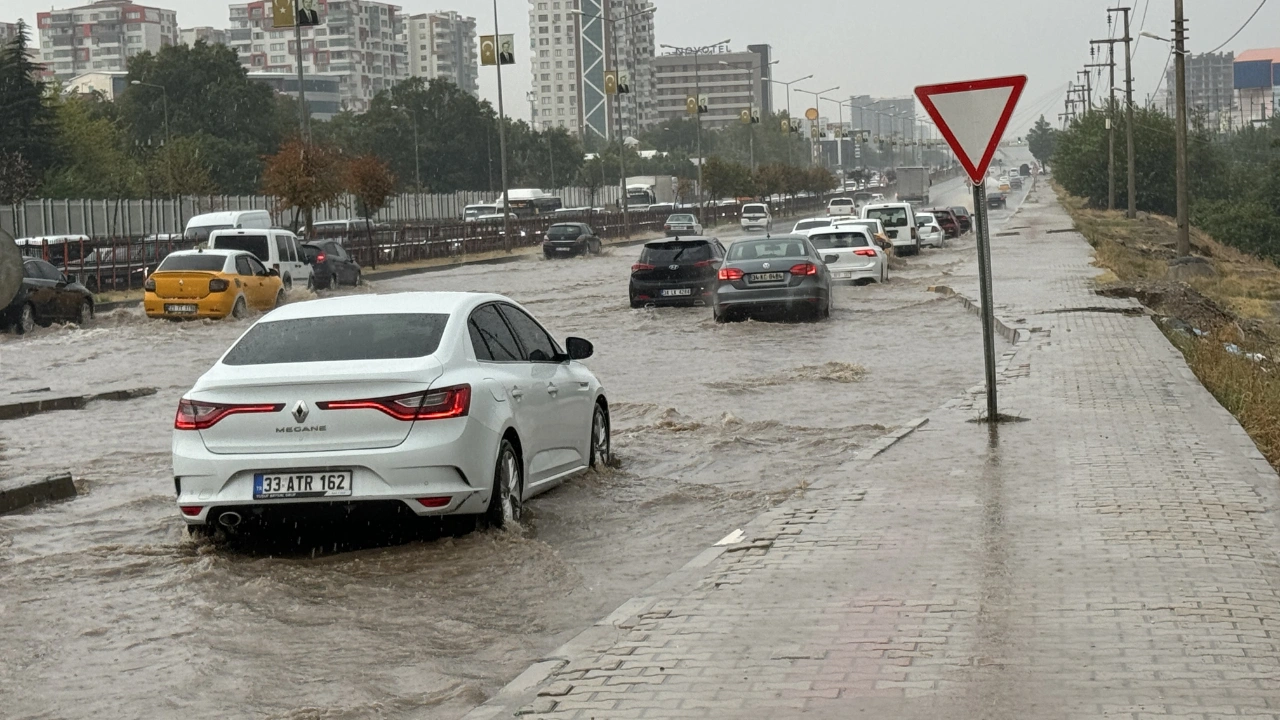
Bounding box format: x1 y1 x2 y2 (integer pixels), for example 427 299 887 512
231 296 247 319
713 308 731 323
354 271 361 286
306 275 314 292
589 402 611 468
274 289 286 309
75 298 93 326
187 524 216 539
15 303 35 335
484 439 523 529
84 276 99 294
283 276 293 291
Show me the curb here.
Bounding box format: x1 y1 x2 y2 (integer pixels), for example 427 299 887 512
0 387 158 421
929 285 1026 344
0 473 76 515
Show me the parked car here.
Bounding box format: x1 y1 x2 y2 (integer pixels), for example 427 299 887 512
1 257 95 334
663 213 703 238
914 213 946 248
806 227 888 284
301 241 362 289
543 223 603 258
861 202 920 256
924 208 961 239
832 218 893 251
63 235 183 292
791 217 834 236
827 197 856 216
714 236 833 323
144 249 285 320
739 203 773 232
208 229 313 291
629 236 726 308
950 206 973 234
172 292 610 534
1009 175 1024 190
308 218 376 242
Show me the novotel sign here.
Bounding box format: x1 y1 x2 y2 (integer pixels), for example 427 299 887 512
664 44 733 56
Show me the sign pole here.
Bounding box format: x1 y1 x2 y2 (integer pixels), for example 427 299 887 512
972 180 998 420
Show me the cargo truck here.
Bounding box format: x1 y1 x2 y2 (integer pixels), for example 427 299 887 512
894 166 930 204
625 176 679 210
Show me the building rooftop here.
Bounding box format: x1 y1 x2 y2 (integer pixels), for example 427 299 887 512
1235 48 1280 64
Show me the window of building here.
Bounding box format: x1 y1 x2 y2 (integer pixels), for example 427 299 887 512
555 60 562 67
542 84 551 92
556 73 562 80
539 38 548 46
539 49 550 57
541 97 550 105
538 14 548 21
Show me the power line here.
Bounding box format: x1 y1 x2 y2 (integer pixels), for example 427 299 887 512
1151 48 1173 104
1132 0 1152 56
1208 0 1269 54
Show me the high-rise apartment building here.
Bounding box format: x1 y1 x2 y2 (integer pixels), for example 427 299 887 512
180 26 228 47
1164 51 1235 128
35 0 179 83
653 45 769 130
0 21 22 43
228 0 407 113
527 0 655 139
406 11 478 96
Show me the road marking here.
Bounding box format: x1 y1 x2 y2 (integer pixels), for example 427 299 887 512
715 529 745 546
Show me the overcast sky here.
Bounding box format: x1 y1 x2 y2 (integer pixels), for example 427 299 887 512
9 0 1280 134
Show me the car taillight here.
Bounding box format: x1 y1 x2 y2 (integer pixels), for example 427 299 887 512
179 506 203 516
632 263 654 272
789 263 819 276
718 267 744 281
208 278 229 293
316 253 326 264
694 260 713 268
317 384 471 422
854 248 877 257
664 224 671 230
144 277 155 292
175 399 283 430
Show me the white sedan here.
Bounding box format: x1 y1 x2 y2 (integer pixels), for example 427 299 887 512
807 227 888 284
791 217 834 236
172 292 611 534
915 213 946 249
664 213 703 237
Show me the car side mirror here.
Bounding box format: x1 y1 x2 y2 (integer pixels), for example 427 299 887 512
268 268 280 277
565 337 594 361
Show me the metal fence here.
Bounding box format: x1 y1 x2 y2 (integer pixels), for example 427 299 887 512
1 186 622 240
24 194 827 293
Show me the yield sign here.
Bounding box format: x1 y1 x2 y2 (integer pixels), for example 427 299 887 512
914 75 1027 185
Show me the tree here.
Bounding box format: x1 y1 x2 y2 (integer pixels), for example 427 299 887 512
0 151 38 207
41 95 140 199
262 139 345 231
1027 116 1058 166
346 154 397 269
702 156 752 203
0 22 56 185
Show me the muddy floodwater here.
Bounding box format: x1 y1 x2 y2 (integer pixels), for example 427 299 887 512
0 176 1020 719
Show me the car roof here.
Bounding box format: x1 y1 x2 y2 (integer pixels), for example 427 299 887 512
163 249 246 260
261 292 507 322
863 202 912 210
644 236 716 245
733 233 809 244
793 217 831 224
809 226 869 235
187 210 269 225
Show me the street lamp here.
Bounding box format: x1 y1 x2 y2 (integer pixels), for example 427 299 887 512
660 39 730 223
130 79 169 146
794 85 838 167
819 96 852 183
573 6 656 238
389 105 422 193
768 73 812 165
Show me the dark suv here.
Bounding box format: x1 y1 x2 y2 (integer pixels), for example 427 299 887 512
543 223 603 258
949 206 972 234
924 208 961 239
629 237 725 308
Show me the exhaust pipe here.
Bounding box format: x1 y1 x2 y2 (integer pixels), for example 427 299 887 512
218 511 242 529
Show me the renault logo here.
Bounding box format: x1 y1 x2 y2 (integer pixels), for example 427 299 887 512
292 400 310 424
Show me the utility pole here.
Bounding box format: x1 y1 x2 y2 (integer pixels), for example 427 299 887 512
492 0 512 251
1173 0 1191 256
1077 70 1093 109
1088 38 1118 210
1109 6 1137 219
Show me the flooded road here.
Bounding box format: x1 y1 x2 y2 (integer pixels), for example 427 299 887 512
0 176 1027 719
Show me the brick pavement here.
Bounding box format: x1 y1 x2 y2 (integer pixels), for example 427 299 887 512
461 184 1280 720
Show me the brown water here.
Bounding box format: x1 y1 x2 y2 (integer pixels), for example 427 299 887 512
0 175 1021 719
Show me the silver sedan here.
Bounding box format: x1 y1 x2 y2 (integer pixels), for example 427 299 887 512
712 236 833 323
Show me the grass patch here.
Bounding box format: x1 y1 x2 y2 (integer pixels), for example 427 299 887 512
1057 183 1280 470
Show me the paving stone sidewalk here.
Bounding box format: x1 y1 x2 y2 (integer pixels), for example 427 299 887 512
462 185 1280 720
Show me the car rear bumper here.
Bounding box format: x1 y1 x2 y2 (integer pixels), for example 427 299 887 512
827 262 881 282
544 241 585 255
714 282 827 311
630 278 713 305
740 219 770 229
172 416 497 524
144 292 236 319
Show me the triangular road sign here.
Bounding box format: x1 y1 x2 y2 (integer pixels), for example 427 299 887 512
914 75 1027 186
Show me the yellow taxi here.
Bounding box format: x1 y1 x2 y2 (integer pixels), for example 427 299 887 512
144 249 286 319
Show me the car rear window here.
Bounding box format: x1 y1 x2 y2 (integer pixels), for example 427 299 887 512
830 198 854 205
794 220 831 231
866 208 909 228
641 241 711 264
808 232 870 249
222 313 449 366
742 205 767 214
727 240 808 261
185 224 232 244
667 214 696 224
547 225 580 238
157 254 227 272
212 235 270 261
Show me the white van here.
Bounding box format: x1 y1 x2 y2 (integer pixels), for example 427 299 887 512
208 228 313 290
861 202 920 256
184 211 273 245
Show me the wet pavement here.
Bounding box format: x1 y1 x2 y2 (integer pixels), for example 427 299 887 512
0 173 1026 719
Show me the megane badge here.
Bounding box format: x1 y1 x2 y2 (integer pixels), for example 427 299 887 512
292 400 310 424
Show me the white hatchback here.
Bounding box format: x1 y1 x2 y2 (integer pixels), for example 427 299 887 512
791 217 834 236
914 213 946 249
808 227 888 284
172 292 611 534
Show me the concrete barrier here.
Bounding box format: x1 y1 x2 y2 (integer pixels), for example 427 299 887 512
0 473 76 515
0 387 158 421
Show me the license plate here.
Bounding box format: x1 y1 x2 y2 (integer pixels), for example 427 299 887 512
661 288 693 297
556 247 572 252
833 272 852 279
254 471 352 499
749 272 786 283
165 304 198 314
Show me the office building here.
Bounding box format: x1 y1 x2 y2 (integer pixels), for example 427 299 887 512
181 26 229 47
406 11 478 96
36 0 179 83
527 0 655 139
748 43 772 118
248 72 343 120
653 45 768 130
228 0 407 113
